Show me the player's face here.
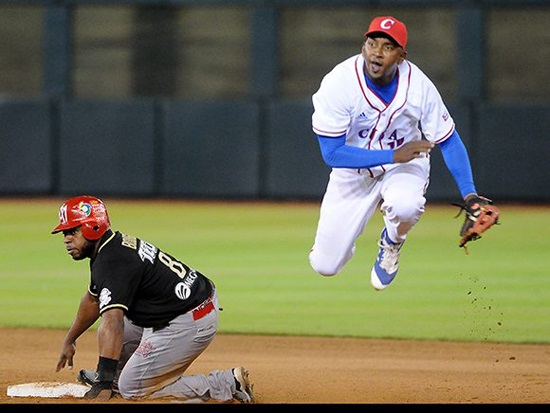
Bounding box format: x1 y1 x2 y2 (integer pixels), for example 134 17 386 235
362 36 406 85
61 226 95 261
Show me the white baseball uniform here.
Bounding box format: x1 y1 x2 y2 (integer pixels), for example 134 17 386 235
309 54 455 276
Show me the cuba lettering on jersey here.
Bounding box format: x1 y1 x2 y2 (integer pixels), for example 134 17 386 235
89 230 213 328
312 54 455 177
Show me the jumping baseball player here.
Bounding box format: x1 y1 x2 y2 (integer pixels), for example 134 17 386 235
52 195 254 403
309 15 485 290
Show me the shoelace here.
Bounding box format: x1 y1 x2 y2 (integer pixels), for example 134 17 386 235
378 239 401 273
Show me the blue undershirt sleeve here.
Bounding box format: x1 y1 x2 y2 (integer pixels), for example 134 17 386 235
438 130 477 199
317 134 394 169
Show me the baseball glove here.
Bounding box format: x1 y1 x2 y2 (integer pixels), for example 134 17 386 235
454 195 500 253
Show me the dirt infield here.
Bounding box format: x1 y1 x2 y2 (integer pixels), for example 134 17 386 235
1 327 548 404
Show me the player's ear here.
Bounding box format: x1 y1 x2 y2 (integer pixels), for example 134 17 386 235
398 49 407 63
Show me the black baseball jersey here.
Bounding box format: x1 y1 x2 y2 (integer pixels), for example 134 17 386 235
88 230 213 328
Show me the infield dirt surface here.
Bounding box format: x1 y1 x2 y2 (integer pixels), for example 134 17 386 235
1 327 549 404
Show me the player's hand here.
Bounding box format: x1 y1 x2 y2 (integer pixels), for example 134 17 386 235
55 341 76 372
393 140 434 163
83 381 114 401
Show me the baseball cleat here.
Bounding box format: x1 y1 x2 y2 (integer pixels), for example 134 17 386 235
232 366 255 403
77 369 121 394
77 369 98 387
371 228 404 290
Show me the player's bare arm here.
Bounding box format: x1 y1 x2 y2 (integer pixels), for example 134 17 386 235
97 308 125 361
81 309 125 401
56 291 100 372
393 140 434 163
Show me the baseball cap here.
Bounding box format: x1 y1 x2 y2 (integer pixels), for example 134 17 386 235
364 16 408 50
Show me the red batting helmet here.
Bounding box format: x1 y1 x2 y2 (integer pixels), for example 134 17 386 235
51 195 111 240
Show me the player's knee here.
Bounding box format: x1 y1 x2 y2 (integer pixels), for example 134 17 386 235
117 386 145 400
309 247 354 276
309 252 337 276
116 382 131 399
310 261 338 277
117 375 146 399
389 197 425 222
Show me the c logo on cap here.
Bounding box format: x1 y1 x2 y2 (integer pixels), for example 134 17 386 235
380 18 395 29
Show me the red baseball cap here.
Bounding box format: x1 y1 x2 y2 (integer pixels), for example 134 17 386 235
364 16 408 50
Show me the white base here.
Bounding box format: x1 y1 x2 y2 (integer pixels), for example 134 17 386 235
7 382 89 398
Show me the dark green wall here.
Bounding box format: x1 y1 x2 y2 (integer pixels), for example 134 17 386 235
1 99 548 201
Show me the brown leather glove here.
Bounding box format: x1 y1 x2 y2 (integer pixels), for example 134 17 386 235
455 195 501 253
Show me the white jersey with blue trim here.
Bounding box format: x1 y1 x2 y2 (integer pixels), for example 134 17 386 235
312 54 455 177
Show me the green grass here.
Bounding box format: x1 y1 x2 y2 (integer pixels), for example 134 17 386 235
1 198 548 344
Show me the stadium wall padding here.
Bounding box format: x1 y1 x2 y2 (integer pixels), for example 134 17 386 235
0 99 548 202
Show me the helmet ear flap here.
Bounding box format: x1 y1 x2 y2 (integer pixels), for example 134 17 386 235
80 222 101 241
81 221 106 241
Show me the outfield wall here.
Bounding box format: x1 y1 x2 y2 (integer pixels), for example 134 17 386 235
1 99 548 202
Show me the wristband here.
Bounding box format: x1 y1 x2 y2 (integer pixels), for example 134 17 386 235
97 356 118 383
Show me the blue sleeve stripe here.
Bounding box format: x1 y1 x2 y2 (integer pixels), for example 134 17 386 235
439 130 477 199
317 134 393 168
